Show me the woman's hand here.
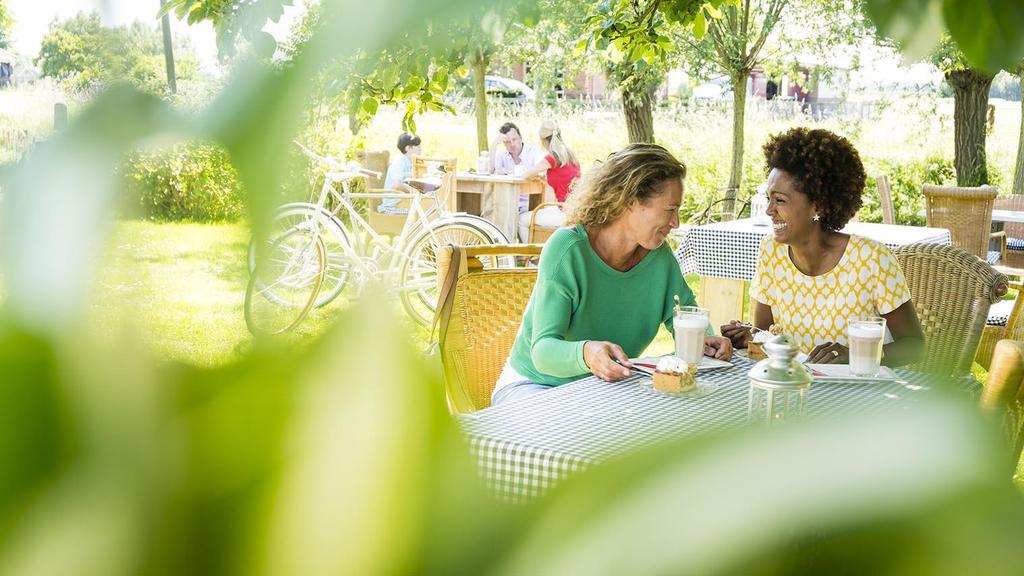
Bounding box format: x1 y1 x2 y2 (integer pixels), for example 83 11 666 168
807 342 849 364
704 335 733 360
720 320 752 349
583 340 632 381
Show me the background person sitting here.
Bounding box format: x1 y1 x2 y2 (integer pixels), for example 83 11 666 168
517 120 581 242
379 132 421 214
491 143 732 406
489 121 546 214
721 127 924 366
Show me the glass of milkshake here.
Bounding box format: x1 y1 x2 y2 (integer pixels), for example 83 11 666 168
674 306 709 365
847 316 886 377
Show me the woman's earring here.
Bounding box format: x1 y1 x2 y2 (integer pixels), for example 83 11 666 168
812 213 820 222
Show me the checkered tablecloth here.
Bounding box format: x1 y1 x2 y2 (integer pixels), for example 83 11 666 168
457 356 976 503
673 219 952 281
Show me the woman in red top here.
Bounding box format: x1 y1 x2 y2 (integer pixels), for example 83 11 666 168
519 120 581 240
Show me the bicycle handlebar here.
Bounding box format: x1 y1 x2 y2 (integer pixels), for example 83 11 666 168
293 141 383 181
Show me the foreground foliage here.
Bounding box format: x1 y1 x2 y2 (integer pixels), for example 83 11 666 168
2 1 1024 573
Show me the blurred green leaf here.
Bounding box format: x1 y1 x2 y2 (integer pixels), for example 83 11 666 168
693 10 707 39
942 0 1024 72
2 86 182 334
865 0 1024 70
498 396 1024 575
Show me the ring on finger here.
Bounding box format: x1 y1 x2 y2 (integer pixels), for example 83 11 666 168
830 349 839 358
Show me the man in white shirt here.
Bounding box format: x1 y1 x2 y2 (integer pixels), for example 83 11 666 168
489 122 545 214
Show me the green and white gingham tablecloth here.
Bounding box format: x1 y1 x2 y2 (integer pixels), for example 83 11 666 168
674 219 952 282
457 356 977 503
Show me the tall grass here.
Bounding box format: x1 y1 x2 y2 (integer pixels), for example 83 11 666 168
308 93 1024 222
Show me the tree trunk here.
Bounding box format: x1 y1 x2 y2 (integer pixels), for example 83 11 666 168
622 78 655 144
1014 70 1024 194
469 50 489 153
159 0 177 94
947 67 994 186
724 70 750 213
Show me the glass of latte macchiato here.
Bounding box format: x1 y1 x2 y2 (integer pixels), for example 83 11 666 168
674 306 709 364
847 316 886 377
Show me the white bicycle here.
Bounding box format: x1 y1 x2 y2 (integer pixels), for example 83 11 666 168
245 143 510 335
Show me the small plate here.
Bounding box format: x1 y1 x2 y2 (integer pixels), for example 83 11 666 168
805 363 900 382
632 355 732 371
642 378 719 398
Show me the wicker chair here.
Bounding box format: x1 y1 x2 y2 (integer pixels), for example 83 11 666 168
993 194 1024 269
358 150 389 188
524 201 566 243
980 339 1024 473
922 184 999 261
436 244 543 413
894 243 1008 376
365 158 456 236
976 282 1024 369
413 156 458 211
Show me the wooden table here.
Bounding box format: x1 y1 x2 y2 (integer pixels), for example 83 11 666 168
455 172 545 241
674 219 952 329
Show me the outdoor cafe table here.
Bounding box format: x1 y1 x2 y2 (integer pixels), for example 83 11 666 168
673 219 952 329
457 356 977 503
992 209 1024 224
455 172 546 241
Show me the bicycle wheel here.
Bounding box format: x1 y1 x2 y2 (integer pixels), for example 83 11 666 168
249 202 354 307
398 218 495 327
449 214 516 267
406 213 516 268
245 226 326 337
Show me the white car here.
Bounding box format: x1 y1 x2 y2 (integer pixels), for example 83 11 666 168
692 76 733 101
485 75 536 104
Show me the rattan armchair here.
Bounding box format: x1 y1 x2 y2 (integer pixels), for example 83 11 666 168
365 158 456 236
436 244 543 413
413 156 458 211
525 201 566 243
922 184 998 261
993 193 1024 269
895 243 1008 376
981 339 1024 473
357 150 389 188
976 282 1024 369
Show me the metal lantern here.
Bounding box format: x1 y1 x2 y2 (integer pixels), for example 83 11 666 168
750 184 770 226
747 334 813 425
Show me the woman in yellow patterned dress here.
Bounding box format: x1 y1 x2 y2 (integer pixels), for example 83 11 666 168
721 128 924 366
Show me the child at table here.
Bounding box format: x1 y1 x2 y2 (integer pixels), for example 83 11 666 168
379 133 421 214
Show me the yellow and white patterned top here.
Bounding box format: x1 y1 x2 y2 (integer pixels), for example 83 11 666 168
749 234 911 353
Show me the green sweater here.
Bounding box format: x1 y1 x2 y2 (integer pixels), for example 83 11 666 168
508 224 698 386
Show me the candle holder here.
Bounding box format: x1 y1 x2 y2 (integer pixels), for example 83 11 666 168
747 334 812 425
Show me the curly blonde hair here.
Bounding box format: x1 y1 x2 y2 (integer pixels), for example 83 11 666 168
565 143 686 228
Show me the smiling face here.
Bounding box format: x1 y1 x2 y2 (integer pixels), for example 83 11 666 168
765 168 818 244
502 128 524 157
623 178 683 250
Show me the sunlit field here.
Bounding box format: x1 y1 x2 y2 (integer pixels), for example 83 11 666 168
48 92 1018 371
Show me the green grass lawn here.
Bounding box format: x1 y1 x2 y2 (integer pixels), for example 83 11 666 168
92 220 684 366
93 221 253 366
93 220 447 365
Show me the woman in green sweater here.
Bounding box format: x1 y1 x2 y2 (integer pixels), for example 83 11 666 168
492 143 733 406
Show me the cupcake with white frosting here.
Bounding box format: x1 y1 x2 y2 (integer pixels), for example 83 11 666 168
653 355 697 393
